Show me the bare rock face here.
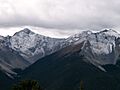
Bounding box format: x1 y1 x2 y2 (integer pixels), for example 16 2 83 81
8 28 65 63
0 28 120 77
0 28 66 77
66 29 120 71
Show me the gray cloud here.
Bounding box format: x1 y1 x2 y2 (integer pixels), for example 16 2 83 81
0 0 120 31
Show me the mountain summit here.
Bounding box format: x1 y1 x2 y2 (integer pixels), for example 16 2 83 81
0 28 120 90
66 29 120 70
9 28 66 63
14 28 34 35
0 28 66 77
0 28 120 78
20 29 120 90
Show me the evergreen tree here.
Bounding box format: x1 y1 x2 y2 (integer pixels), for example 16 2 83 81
80 80 84 90
12 80 42 90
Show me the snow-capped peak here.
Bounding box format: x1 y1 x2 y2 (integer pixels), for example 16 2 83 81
7 28 66 63
21 28 33 34
98 29 120 37
0 28 67 78
66 29 120 71
100 29 117 33
13 28 35 36
0 28 120 76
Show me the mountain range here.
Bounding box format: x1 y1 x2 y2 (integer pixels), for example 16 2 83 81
1 28 120 90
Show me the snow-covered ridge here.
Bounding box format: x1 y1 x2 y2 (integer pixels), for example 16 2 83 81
8 28 66 63
0 28 68 78
66 29 120 71
0 28 120 77
1 28 120 65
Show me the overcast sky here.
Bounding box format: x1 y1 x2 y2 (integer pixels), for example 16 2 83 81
0 0 120 38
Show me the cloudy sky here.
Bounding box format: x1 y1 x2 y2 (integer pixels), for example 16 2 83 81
0 0 120 38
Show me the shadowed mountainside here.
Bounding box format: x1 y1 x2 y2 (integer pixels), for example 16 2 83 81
19 42 120 90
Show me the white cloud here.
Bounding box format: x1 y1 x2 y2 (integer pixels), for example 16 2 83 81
0 26 83 38
0 0 120 37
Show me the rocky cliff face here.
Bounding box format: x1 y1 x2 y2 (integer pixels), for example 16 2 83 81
0 28 67 77
66 29 120 71
8 28 66 63
0 28 120 77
